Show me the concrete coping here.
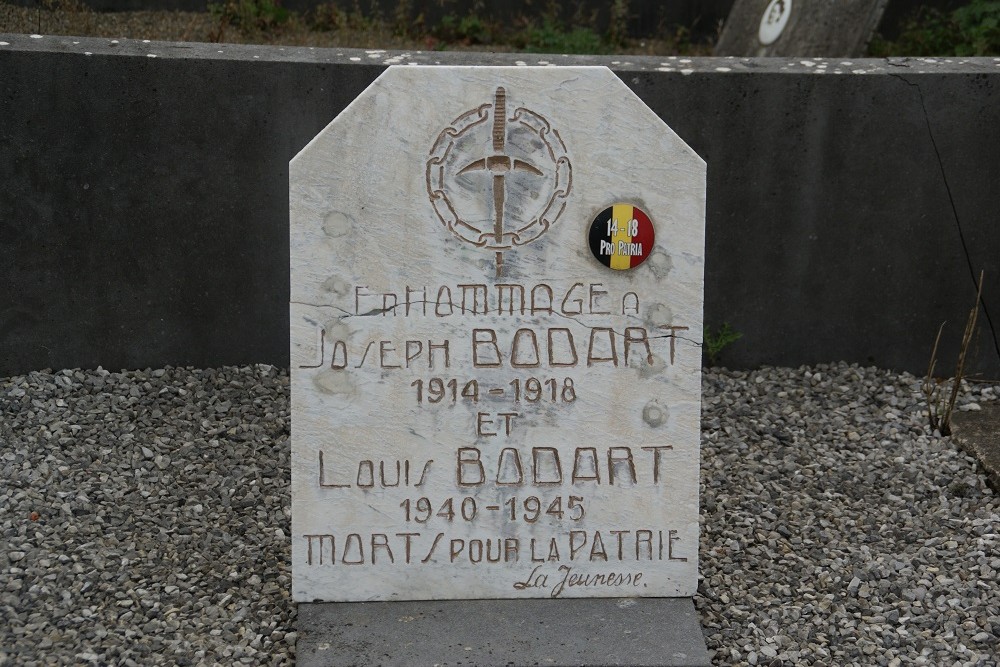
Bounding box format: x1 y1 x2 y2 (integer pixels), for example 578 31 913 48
3 32 1000 74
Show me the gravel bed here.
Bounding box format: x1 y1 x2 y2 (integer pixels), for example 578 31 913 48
1 362 998 666
0 4 220 44
699 365 998 667
1 365 292 666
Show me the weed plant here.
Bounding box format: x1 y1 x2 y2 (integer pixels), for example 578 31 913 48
870 0 1000 56
7 0 714 53
209 0 289 31
703 323 743 367
513 18 605 54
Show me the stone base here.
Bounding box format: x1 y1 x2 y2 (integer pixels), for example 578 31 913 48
296 597 710 667
952 401 1000 491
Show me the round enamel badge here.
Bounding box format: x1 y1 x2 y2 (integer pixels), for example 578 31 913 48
758 0 792 46
588 204 655 270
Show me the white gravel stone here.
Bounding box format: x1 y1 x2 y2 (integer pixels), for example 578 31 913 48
0 362 997 666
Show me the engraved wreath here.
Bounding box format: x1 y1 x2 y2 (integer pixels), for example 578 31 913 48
425 87 573 265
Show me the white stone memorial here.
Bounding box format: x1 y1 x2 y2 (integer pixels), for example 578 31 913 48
290 66 706 602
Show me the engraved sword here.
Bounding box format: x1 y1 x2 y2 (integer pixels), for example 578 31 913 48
458 87 543 278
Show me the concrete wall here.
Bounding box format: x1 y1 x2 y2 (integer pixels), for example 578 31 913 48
1 36 998 378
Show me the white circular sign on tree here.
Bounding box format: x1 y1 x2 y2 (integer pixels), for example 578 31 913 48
758 0 793 45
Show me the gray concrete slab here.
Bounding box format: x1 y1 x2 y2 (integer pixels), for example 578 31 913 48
952 402 1000 491
296 598 710 667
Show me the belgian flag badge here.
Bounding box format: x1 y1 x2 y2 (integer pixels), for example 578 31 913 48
588 204 655 270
